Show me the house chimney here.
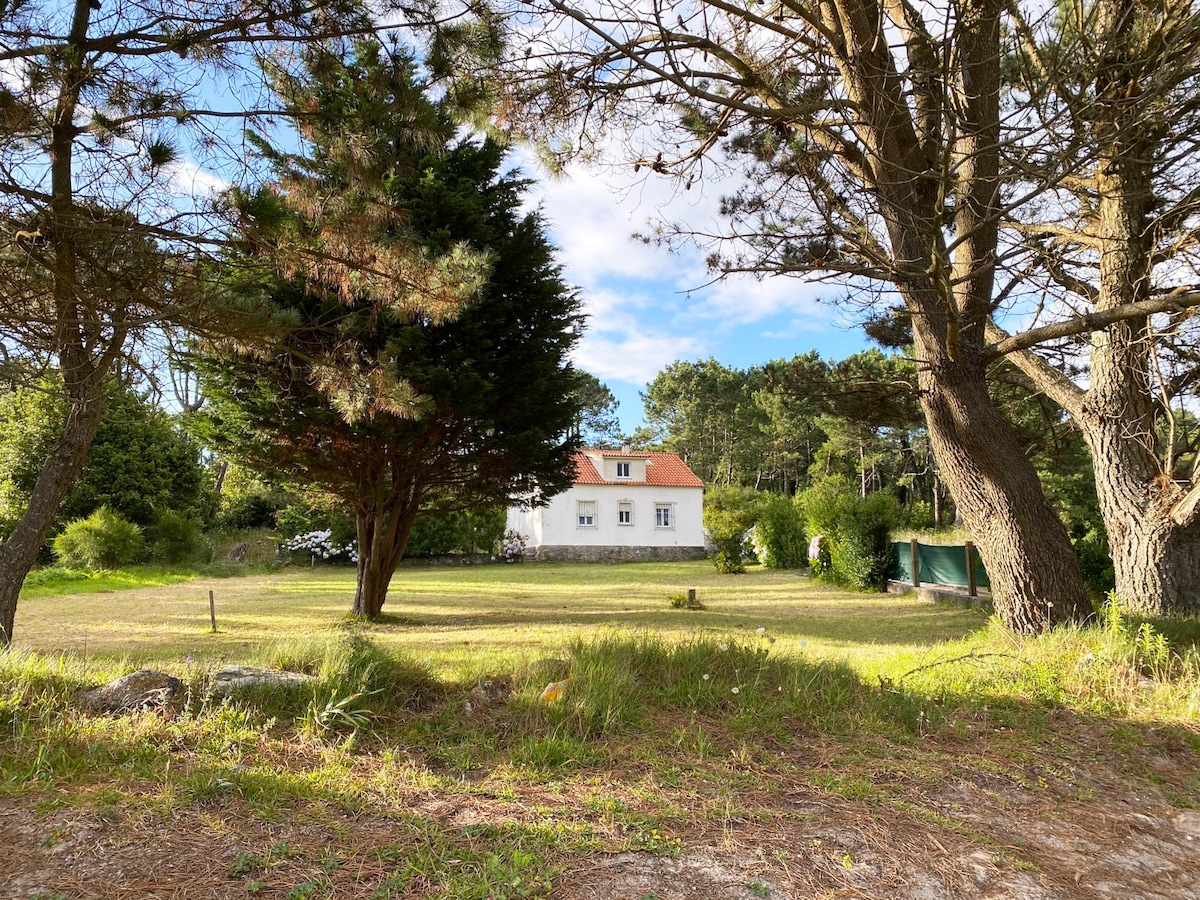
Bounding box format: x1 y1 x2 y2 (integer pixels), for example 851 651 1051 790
621 443 631 455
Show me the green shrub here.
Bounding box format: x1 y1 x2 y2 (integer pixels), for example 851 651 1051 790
1074 526 1115 596
899 500 936 531
214 464 289 531
755 494 807 569
703 485 761 574
148 509 210 565
406 512 461 557
801 477 897 590
833 491 897 590
217 492 279 531
52 506 145 569
275 503 355 546
668 592 705 610
407 506 507 557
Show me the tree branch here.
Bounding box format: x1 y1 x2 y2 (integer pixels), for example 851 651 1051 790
986 289 1200 359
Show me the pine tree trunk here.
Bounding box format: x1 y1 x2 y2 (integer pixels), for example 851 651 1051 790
1081 0 1198 615
913 320 1091 632
352 500 419 618
0 386 107 645
1107 508 1200 615
0 0 107 646
1082 411 1200 615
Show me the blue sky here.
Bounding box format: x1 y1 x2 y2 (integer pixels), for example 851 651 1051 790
518 154 874 434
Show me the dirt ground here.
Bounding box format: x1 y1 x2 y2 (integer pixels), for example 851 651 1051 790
4 749 1199 900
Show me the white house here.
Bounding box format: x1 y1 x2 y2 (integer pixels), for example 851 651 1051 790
507 449 706 561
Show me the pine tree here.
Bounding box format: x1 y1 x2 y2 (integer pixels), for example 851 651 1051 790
197 41 582 617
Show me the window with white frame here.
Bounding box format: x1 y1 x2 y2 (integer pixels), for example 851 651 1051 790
615 461 631 478
577 500 596 528
618 500 633 526
654 503 674 529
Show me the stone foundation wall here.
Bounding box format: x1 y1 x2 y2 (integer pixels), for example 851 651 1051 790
530 545 707 563
397 554 495 567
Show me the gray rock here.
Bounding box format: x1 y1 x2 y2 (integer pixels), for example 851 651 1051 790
81 670 184 714
464 677 510 713
227 542 248 562
209 666 315 697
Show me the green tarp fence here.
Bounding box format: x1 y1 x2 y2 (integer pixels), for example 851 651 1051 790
891 541 990 590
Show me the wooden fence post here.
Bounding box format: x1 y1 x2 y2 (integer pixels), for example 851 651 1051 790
965 542 977 597
209 589 217 633
910 539 920 587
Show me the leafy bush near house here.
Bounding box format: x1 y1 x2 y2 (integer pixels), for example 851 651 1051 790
703 485 762 574
214 464 292 532
53 506 145 569
801 476 897 590
282 530 358 565
755 494 807 569
407 506 507 557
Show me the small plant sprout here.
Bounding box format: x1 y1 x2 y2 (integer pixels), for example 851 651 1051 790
307 688 379 738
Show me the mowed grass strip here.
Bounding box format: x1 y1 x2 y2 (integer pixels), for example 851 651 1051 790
12 561 988 677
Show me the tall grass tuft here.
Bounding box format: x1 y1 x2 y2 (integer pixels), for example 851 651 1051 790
885 605 1200 726
261 630 442 711
510 632 891 747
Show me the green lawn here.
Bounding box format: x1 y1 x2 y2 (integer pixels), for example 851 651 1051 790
14 560 988 680
5 560 1200 899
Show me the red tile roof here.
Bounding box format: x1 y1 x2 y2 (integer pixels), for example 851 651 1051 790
572 450 704 488
588 449 653 458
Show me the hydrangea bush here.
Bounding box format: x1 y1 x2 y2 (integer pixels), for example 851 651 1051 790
500 530 528 563
282 529 358 565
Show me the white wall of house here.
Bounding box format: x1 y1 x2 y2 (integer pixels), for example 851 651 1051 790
508 483 705 549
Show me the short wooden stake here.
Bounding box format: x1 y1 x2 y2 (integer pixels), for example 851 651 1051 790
687 589 696 603
965 542 977 597
209 589 217 633
910 538 920 587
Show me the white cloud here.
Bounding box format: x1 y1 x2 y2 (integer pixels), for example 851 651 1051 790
519 145 850 338
165 157 231 198
685 271 838 329
574 285 707 384
528 168 692 286
573 331 706 386
510 130 873 396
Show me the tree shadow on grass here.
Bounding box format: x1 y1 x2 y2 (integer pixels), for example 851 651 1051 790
365 597 990 649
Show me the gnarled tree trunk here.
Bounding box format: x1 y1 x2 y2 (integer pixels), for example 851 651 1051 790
918 350 1091 630
0 380 107 644
0 0 118 647
1063 0 1200 616
888 0 1089 630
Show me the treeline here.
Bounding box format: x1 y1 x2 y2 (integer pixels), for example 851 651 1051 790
627 352 1112 592
0 380 514 571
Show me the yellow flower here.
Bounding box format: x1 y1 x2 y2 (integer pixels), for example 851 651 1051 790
540 678 570 703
